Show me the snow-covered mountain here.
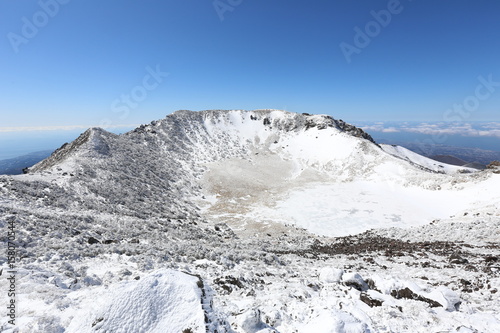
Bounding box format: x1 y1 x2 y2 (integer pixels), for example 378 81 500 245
1 110 499 332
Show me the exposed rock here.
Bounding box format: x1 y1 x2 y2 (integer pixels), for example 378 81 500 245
360 292 383 307
450 253 469 264
486 161 500 169
214 275 245 294
342 272 368 291
87 237 100 245
485 255 498 263
390 287 441 308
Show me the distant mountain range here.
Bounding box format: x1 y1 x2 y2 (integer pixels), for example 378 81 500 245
0 150 53 175
429 155 487 170
376 140 500 168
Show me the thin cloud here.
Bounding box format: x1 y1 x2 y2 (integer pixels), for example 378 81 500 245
382 127 399 133
360 122 500 138
360 124 385 132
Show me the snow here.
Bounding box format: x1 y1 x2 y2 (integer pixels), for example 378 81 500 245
427 286 462 311
279 128 360 168
319 267 344 283
248 175 498 237
381 143 477 174
0 110 499 332
296 309 368 333
2 269 205 333
67 269 205 333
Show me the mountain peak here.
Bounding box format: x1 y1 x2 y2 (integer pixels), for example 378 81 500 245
156 109 377 144
28 127 116 173
27 110 380 175
3 110 498 332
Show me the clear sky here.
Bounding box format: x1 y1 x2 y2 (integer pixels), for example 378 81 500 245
1 0 499 131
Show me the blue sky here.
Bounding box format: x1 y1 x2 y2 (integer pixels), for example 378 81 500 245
1 0 499 132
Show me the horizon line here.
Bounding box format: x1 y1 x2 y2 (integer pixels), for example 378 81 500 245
0 124 139 133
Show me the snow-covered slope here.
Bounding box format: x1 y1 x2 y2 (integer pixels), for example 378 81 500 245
20 109 490 237
380 143 476 174
0 110 498 332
